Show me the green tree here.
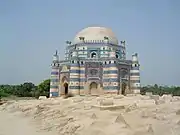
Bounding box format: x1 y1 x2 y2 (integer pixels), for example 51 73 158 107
154 84 158 89
140 87 146 95
36 79 50 98
21 82 36 97
0 82 36 97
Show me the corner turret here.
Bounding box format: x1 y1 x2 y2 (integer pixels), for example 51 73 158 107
52 50 59 62
130 53 141 94
49 50 60 97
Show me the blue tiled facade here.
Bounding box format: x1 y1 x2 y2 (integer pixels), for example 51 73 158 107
49 26 141 97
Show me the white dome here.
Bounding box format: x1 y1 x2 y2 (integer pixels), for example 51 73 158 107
74 26 118 45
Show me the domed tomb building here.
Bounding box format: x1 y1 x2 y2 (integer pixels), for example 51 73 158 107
49 26 140 97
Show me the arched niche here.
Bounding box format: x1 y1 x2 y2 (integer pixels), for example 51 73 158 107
90 51 97 58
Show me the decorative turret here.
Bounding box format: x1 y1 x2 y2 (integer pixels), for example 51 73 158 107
132 53 139 62
130 53 140 94
104 36 109 43
49 50 60 97
79 36 85 43
120 40 126 60
66 41 72 46
120 40 126 47
53 50 59 62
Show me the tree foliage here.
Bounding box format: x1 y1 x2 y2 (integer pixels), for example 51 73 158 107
0 79 50 98
1 80 180 98
36 79 50 98
140 84 180 96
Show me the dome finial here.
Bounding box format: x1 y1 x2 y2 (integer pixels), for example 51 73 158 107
53 50 58 56
66 41 72 45
79 36 85 40
120 40 126 47
53 50 59 61
132 53 139 62
104 36 109 40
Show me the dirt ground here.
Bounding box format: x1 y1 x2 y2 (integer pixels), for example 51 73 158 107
0 94 180 135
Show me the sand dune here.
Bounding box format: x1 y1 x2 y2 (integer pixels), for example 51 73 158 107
0 94 180 135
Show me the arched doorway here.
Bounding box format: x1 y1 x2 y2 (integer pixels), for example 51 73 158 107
64 83 68 95
91 52 97 58
116 54 119 58
90 82 98 89
121 82 127 95
89 82 98 95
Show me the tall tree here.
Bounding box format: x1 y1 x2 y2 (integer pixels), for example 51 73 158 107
36 79 50 98
21 82 36 97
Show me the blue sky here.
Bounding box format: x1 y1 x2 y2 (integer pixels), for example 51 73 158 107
0 0 180 86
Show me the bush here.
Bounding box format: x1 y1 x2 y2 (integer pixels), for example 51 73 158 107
0 91 10 97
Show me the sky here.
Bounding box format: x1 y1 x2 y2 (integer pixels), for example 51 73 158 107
0 0 180 86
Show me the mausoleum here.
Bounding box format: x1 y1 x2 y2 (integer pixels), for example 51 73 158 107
49 26 140 97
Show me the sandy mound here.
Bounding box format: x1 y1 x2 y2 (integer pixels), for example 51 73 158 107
1 95 180 135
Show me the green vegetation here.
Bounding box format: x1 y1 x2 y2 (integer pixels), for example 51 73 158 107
0 79 50 99
140 84 180 96
1 81 180 99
